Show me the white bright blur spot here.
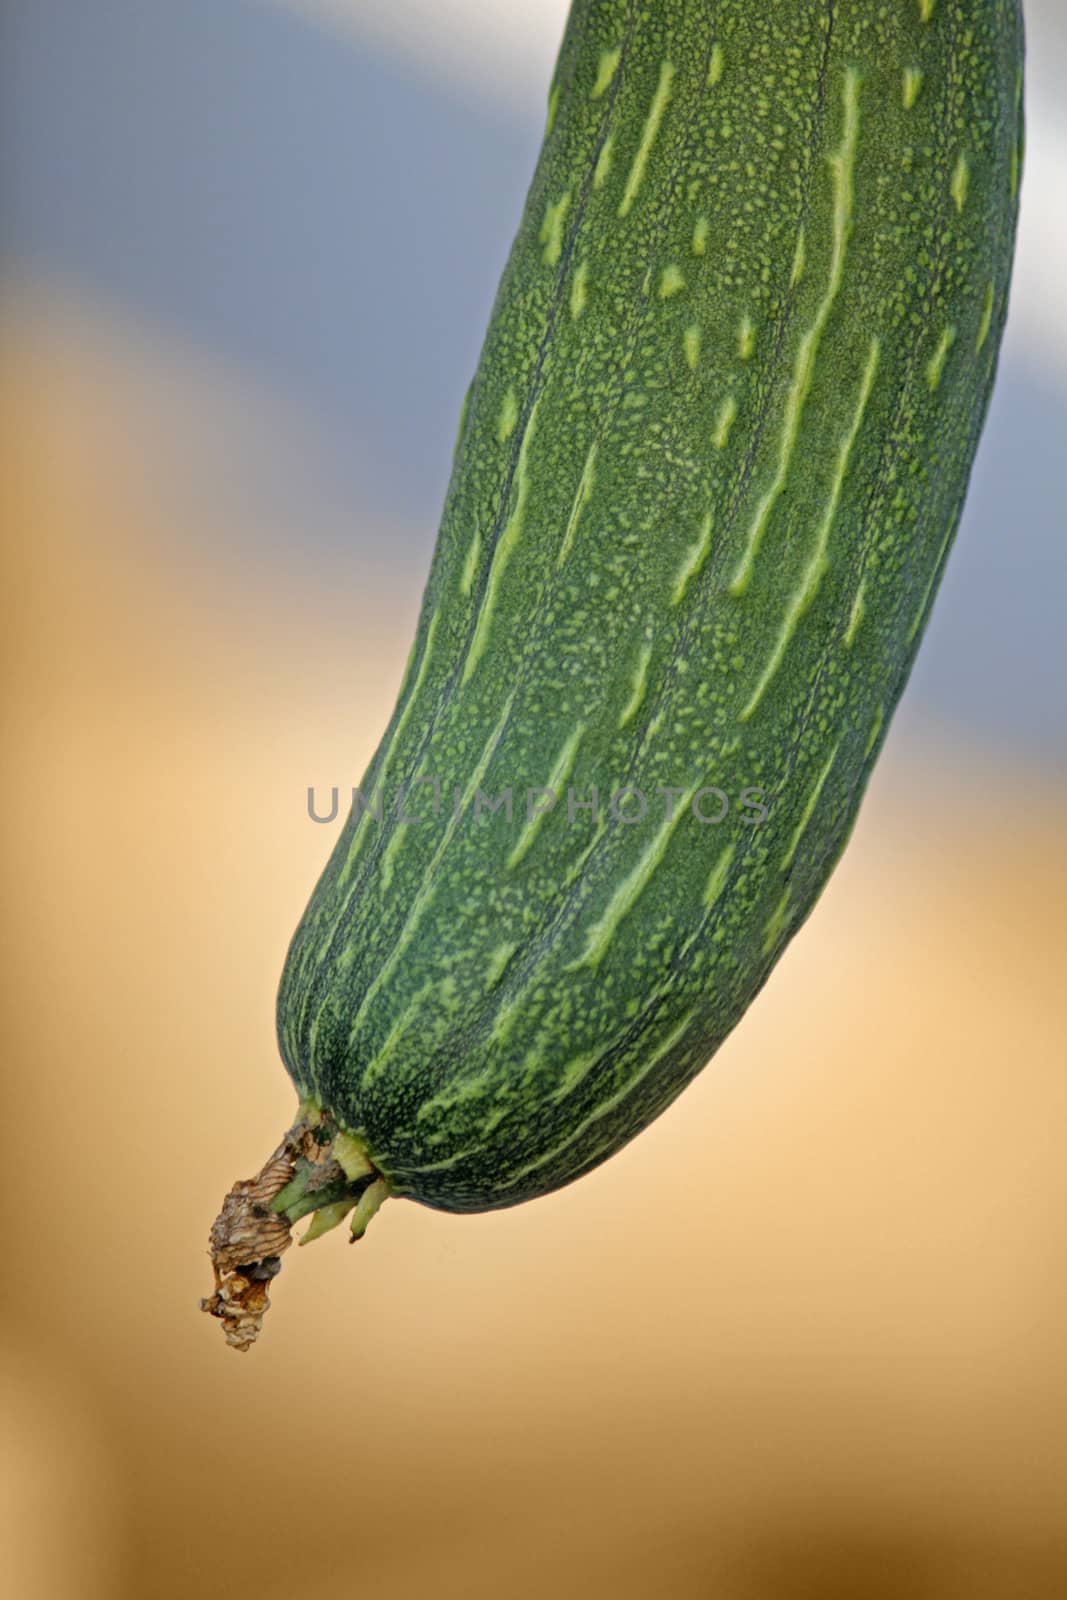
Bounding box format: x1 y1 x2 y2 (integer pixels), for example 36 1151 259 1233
1007 114 1067 376
273 0 572 106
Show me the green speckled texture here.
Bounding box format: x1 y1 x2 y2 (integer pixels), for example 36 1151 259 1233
277 0 1023 1211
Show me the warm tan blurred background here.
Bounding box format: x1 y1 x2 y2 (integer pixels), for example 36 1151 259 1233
2 4 1065 1598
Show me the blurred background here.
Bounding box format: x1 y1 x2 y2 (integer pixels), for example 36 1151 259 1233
1 2 1064 1596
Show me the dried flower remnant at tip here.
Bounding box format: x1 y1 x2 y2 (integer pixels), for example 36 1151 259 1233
201 1108 383 1350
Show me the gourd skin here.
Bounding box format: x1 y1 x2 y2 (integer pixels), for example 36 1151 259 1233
276 0 1023 1212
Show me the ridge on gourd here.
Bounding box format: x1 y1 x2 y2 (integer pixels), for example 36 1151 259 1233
204 0 1024 1350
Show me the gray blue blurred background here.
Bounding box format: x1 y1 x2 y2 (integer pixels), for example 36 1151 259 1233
1 5 1064 1598
4 0 1065 760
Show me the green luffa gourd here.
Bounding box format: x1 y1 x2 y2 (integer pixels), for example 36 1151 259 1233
205 0 1023 1348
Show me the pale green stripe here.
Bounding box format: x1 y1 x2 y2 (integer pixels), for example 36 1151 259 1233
950 152 970 213
617 643 653 728
570 258 589 318
350 689 518 1081
713 396 738 450
762 888 792 955
907 507 958 644
591 47 621 100
460 525 482 596
533 1011 697 1164
844 575 867 647
781 741 840 871
975 282 995 353
463 398 541 682
336 610 438 897
672 512 714 604
405 1006 699 1182
925 325 957 392
739 338 879 720
703 840 735 909
730 69 861 597
539 191 572 267
571 785 697 970
507 723 585 869
618 61 675 218
557 441 598 567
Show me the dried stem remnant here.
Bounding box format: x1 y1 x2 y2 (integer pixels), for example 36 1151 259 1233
202 1116 321 1352
202 1109 383 1351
